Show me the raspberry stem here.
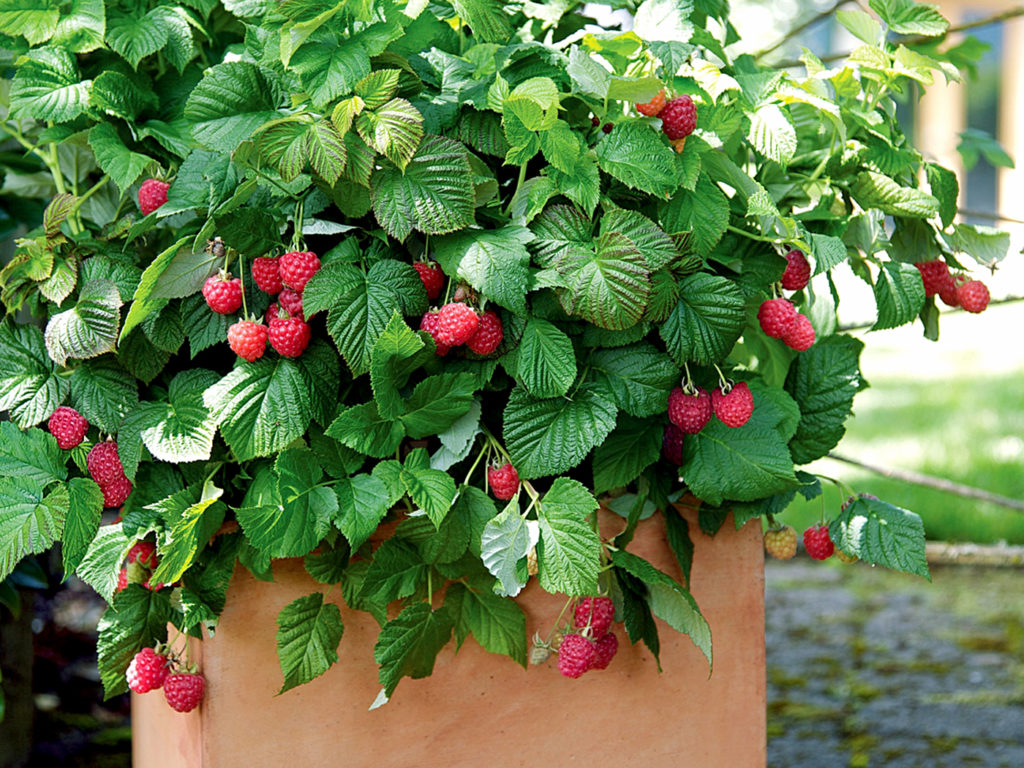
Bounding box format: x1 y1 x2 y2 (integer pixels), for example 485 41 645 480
712 364 732 393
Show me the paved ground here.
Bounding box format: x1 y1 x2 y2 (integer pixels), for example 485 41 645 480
766 559 1024 767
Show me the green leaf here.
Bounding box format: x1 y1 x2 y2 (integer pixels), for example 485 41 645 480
503 385 617 479
836 9 883 44
276 592 345 693
480 501 530 597
957 128 1014 171
660 273 745 366
445 582 526 666
0 321 67 429
184 61 283 152
88 122 153 193
44 280 122 367
8 48 91 123
869 0 948 36
609 549 711 667
302 262 364 318
0 0 61 45
97 587 171 697
0 479 67 582
370 312 427 420
359 539 427 603
539 121 585 174
356 98 424 170
105 8 168 68
76 523 130 604
945 222 1012 267
595 121 679 197
810 233 848 275
402 462 457 528
592 416 662 494
872 261 925 330
305 120 348 185
401 374 477 439
451 0 512 42
374 602 453 698
291 37 370 107
536 478 601 596
370 135 475 241
925 163 959 228
150 483 226 585
785 335 865 465
0 423 66 486
659 174 729 254
747 104 797 164
69 358 138 435
503 318 576 398
433 226 532 314
203 341 339 461
633 0 694 43
557 231 650 330
590 343 678 417
62 478 104 575
326 402 405 458
333 473 390 551
829 497 929 579
850 171 939 218
599 208 676 271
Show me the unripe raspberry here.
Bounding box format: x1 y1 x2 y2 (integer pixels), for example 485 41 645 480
163 672 205 713
251 256 283 294
660 95 697 140
557 633 596 679
435 302 479 346
487 462 520 501
268 316 311 358
591 632 618 670
711 381 753 427
138 179 169 216
667 386 711 434
201 273 242 315
636 89 667 117
279 251 320 293
763 526 797 560
758 298 797 338
48 406 89 449
782 313 815 352
413 261 444 301
87 441 124 486
780 249 811 291
102 475 133 508
836 550 859 564
803 524 835 560
956 279 989 313
126 647 170 693
466 310 503 355
662 423 684 465
227 320 269 362
419 311 450 356
574 596 614 637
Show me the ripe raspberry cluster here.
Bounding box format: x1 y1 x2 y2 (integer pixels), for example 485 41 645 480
86 440 133 508
420 302 504 357
763 526 797 560
758 298 815 351
668 380 754 436
557 597 620 678
487 462 520 500
48 406 89 449
127 645 205 713
914 260 990 313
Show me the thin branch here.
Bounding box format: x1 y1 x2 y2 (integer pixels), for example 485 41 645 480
826 452 1024 513
958 208 1024 226
754 0 858 60
771 5 1024 69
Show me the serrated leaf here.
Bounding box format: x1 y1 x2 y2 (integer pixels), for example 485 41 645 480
356 98 423 169
925 163 958 229
503 385 617 480
0 0 61 45
850 171 939 218
354 69 399 109
291 37 370 107
306 119 348 185
276 592 345 693
374 602 453 697
326 275 402 377
599 208 676 271
829 497 929 579
660 273 745 366
0 322 68 429
105 8 168 68
747 104 797 164
590 343 678 417
592 416 662 494
480 501 530 597
401 374 477 439
184 61 283 152
333 473 390 551
536 478 600 596
359 539 427 603
595 121 679 197
8 48 91 123
326 402 405 458
61 478 104 575
557 231 650 331
810 233 848 275
76 523 130 604
370 135 475 241
785 334 865 465
872 261 925 330
97 587 171 697
139 370 219 463
401 462 457 528
370 312 427 420
659 174 729 254
503 318 576 398
433 225 531 314
0 423 66 486
0 479 67 583
69 358 139 434
445 582 526 666
869 0 948 36
44 280 122 367
150 483 226 584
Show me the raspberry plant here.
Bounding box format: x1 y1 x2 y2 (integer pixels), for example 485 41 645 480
0 0 1013 705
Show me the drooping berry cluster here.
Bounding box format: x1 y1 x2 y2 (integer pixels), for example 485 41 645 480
557 597 620 678
758 298 815 351
487 462 520 501
87 441 132 508
127 645 205 713
420 302 504 357
914 260 990 313
48 406 89 449
668 380 754 436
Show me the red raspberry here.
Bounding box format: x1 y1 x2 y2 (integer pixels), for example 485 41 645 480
144 576 165 591
278 288 304 319
201 274 242 315
279 251 320 293
116 567 128 593
667 386 712 434
602 122 613 134
419 311 450 356
914 260 952 298
466 310 503 355
413 261 444 301
227 320 269 362
781 249 811 291
487 462 520 501
268 316 311 358
712 381 753 427
251 256 283 294
764 526 797 560
662 423 684 465
803 524 835 560
636 89 666 117
127 541 158 569
574 596 614 637
591 632 618 670
435 302 479 346
48 406 88 449
87 441 124 486
557 633 596 679
957 279 989 313
590 116 600 127
660 95 697 140
126 647 170 693
163 672 205 712
782 313 815 351
102 475 133 508
758 298 797 338
939 274 965 307
138 179 169 216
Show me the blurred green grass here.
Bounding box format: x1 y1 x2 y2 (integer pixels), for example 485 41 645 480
773 303 1024 545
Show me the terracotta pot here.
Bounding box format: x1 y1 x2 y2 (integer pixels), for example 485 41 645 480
132 506 766 767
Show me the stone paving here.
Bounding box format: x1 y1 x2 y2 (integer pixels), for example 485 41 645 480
766 559 1024 767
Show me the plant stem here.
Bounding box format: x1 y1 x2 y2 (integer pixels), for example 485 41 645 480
754 0 858 60
725 224 784 244
68 175 110 216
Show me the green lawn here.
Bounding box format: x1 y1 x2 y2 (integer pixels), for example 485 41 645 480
774 302 1024 544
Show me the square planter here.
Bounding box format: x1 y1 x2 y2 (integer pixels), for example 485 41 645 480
132 506 766 767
